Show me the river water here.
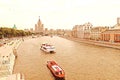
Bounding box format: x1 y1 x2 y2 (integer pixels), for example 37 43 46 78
13 36 120 80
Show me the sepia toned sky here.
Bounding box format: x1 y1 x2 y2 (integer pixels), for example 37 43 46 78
0 0 120 30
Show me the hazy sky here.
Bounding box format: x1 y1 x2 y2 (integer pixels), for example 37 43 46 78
0 0 120 30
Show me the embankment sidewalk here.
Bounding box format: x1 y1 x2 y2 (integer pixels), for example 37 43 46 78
0 39 23 79
62 36 120 50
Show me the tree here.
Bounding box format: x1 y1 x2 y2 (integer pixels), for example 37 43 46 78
0 27 32 38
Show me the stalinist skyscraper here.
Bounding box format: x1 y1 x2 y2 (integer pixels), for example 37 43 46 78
35 16 44 34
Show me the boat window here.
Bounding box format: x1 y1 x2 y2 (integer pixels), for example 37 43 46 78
42 44 45 46
50 62 53 65
55 72 59 75
60 71 62 74
43 47 46 49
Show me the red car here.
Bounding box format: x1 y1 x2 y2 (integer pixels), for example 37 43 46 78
47 61 65 79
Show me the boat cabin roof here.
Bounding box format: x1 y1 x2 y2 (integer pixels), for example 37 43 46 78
42 43 53 46
52 65 62 72
42 44 55 48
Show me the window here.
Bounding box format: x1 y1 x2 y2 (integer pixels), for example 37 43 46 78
55 72 59 75
60 71 62 74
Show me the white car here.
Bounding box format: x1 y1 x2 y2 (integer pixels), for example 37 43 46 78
40 43 55 53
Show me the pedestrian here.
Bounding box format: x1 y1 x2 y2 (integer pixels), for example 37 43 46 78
13 48 17 58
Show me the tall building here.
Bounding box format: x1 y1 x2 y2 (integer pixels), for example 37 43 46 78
117 17 120 26
34 16 44 34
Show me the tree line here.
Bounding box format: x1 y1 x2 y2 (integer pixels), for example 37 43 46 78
0 27 32 39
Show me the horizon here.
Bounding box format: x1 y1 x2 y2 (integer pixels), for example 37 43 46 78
0 0 120 30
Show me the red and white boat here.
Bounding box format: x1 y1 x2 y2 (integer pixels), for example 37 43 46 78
47 61 65 79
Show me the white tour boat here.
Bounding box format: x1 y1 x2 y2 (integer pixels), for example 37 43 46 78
40 43 55 53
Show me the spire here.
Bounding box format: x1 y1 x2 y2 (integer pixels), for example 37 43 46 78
13 24 17 29
39 16 40 22
38 16 41 24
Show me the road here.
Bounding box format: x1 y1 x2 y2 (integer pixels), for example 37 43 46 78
13 36 120 80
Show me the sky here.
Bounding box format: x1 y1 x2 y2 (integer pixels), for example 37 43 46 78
0 0 120 30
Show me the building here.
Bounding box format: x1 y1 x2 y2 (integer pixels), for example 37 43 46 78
72 22 93 39
117 17 120 26
101 29 120 42
35 24 37 32
90 26 109 40
34 17 44 34
49 29 54 35
72 25 85 38
24 29 29 31
12 24 17 29
64 29 72 37
56 29 65 36
83 22 93 39
30 28 34 33
72 25 78 38
44 28 49 36
100 17 120 43
113 17 120 29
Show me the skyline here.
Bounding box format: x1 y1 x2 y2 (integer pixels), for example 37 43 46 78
0 0 120 30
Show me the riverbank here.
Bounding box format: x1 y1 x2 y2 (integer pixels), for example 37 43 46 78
0 39 24 80
62 36 120 50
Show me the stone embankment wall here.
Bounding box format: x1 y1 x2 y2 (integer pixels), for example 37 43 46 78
62 36 120 50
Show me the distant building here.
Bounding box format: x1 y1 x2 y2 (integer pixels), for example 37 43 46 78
83 22 93 39
49 29 54 35
64 29 72 37
12 24 17 29
34 16 44 34
72 25 78 38
72 22 93 39
101 29 120 42
44 28 49 35
113 17 120 29
30 28 34 33
55 29 64 36
35 24 37 32
101 17 120 43
90 26 109 40
117 17 120 26
24 29 29 32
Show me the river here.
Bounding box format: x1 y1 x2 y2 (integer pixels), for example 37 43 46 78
13 36 120 80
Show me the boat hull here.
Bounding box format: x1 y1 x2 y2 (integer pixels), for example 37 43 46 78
40 45 55 53
40 47 55 53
